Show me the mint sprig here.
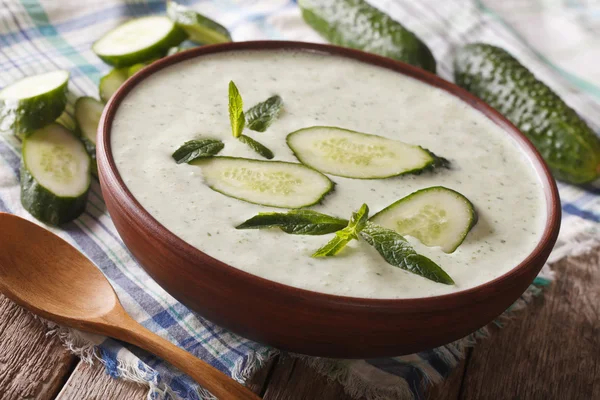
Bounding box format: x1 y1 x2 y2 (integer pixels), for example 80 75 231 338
236 209 348 235
228 81 245 138
360 222 454 285
312 204 369 257
246 95 283 132
228 81 275 158
171 139 224 164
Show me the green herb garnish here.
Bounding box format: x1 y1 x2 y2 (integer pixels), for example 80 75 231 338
172 139 224 164
228 81 275 158
238 134 274 159
312 204 369 257
360 222 454 284
246 95 283 132
236 209 348 235
228 81 245 138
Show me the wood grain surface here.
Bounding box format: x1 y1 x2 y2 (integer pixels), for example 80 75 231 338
0 252 598 399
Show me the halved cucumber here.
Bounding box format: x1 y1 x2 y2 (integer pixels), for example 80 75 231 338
92 16 187 67
287 126 445 179
191 157 334 208
74 97 104 176
167 1 231 44
99 68 128 102
370 186 477 253
21 123 91 225
0 70 69 136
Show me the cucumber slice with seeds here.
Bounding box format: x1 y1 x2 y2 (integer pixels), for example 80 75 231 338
287 126 445 179
93 16 187 67
74 97 104 176
0 70 69 137
167 1 232 44
191 157 334 208
370 186 477 253
20 123 91 225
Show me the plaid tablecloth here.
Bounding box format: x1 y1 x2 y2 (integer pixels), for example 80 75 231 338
1 1 599 399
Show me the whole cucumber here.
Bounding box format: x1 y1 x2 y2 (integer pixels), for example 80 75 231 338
454 43 600 184
298 0 436 73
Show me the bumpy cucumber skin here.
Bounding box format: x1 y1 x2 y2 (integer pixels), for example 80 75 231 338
298 0 436 73
92 19 188 67
0 74 68 137
454 43 600 184
20 158 89 225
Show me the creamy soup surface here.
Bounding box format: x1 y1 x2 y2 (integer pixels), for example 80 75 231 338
111 50 547 299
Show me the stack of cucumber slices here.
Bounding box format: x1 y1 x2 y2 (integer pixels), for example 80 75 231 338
0 1 231 226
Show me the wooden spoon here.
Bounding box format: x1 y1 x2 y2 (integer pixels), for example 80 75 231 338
0 213 260 400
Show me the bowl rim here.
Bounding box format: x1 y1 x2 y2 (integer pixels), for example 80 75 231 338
98 40 561 309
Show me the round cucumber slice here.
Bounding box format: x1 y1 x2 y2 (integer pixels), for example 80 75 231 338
74 97 104 176
99 68 128 102
287 126 438 179
21 123 91 225
191 157 334 208
92 16 187 67
370 186 478 253
167 2 231 44
0 70 69 136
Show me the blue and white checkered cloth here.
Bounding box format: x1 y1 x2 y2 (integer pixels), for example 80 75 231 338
1 1 599 399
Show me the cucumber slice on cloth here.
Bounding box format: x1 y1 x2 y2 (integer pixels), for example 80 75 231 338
287 126 445 179
20 123 91 225
99 68 128 102
298 0 436 73
167 1 231 44
0 70 69 137
191 157 334 208
371 186 477 253
74 97 104 176
93 16 187 67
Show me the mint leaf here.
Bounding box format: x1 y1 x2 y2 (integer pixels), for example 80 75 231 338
246 95 283 132
360 222 454 284
172 139 224 164
228 81 245 138
236 210 348 235
312 204 369 257
238 134 274 159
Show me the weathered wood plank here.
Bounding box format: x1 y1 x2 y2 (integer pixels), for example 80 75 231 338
460 253 600 400
262 355 354 400
55 361 147 400
425 356 467 400
247 355 278 396
0 294 77 400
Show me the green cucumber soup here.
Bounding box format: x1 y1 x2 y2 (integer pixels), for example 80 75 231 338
110 50 547 299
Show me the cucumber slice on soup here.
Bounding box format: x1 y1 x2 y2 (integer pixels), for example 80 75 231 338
191 157 334 208
287 126 446 179
20 123 91 225
370 186 477 253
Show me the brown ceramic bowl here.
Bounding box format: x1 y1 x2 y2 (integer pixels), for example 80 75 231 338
97 41 560 358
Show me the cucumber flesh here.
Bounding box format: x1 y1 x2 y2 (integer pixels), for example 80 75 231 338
298 0 436 73
74 97 103 176
0 70 69 136
191 157 334 208
21 123 91 225
287 126 441 179
370 186 477 253
167 1 231 44
93 16 187 67
99 68 128 102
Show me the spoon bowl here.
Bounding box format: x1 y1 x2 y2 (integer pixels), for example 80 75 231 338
0 212 260 400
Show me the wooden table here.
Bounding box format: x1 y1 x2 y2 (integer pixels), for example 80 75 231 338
1 252 598 400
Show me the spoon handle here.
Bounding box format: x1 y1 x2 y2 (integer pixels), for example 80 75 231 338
116 319 260 400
